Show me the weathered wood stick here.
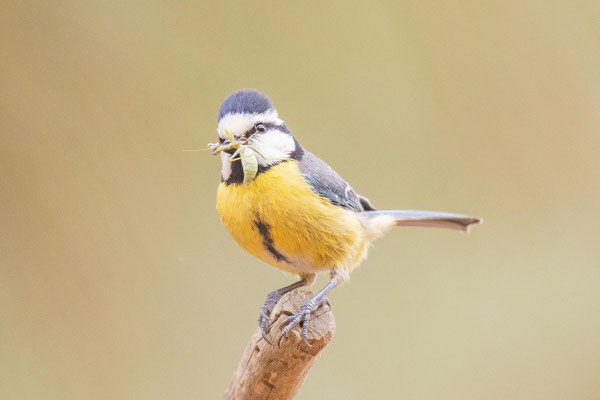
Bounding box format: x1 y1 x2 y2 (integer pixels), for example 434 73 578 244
224 290 336 400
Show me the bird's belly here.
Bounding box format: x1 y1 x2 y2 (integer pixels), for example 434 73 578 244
216 161 367 275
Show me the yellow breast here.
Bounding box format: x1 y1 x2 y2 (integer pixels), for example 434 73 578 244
216 161 367 275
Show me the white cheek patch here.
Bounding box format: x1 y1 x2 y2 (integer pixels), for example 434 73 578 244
217 109 282 139
249 129 296 166
220 151 232 180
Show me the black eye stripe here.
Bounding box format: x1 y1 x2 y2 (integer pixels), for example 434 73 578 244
241 122 289 138
243 126 257 138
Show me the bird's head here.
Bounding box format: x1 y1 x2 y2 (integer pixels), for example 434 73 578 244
213 89 301 184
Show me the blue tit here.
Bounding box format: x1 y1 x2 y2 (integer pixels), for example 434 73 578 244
211 89 481 345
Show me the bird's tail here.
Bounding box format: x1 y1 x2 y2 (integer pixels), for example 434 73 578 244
360 210 481 240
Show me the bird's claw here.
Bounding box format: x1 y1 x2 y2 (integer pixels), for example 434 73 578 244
277 297 329 347
257 291 284 344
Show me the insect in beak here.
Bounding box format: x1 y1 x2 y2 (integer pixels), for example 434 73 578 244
208 129 259 186
208 141 228 155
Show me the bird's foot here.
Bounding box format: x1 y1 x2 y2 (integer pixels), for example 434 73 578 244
257 291 284 343
278 296 331 347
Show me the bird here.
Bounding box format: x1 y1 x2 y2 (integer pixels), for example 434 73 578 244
210 89 481 345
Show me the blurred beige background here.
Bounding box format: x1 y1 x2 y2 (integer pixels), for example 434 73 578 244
2 1 600 399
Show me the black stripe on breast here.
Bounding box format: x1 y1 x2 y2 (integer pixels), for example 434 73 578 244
253 219 290 263
223 159 279 185
223 158 244 184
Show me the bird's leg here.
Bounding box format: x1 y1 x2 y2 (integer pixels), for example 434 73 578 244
258 276 314 343
278 280 337 347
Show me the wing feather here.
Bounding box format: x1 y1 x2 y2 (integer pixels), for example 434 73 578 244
297 150 364 212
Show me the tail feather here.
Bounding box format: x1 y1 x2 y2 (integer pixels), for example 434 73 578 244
361 210 482 232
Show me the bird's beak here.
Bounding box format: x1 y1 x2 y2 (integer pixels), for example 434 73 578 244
209 138 231 155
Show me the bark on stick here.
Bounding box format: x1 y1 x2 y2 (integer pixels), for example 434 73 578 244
224 290 335 400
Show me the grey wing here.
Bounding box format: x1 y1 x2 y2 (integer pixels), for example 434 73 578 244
297 150 366 212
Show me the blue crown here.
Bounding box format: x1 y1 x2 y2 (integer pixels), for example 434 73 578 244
218 89 274 121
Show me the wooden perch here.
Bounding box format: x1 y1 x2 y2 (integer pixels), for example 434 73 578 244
224 290 336 400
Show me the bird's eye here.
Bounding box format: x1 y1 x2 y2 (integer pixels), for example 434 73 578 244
255 123 266 133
